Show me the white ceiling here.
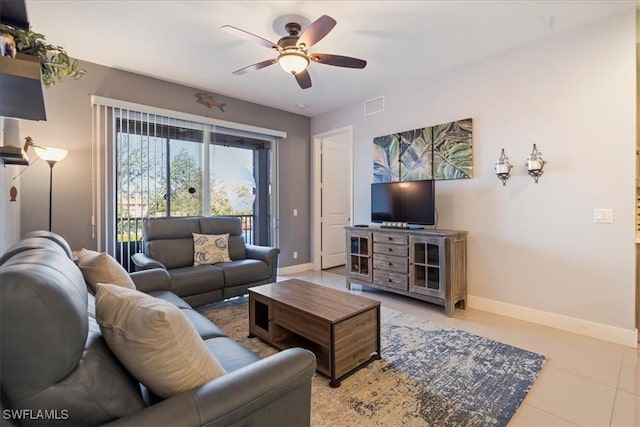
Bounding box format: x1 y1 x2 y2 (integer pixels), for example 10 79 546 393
25 0 637 117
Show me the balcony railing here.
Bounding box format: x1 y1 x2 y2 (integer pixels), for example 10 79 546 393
115 215 255 272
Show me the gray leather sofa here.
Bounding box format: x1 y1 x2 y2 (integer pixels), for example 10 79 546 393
132 216 279 307
0 231 316 427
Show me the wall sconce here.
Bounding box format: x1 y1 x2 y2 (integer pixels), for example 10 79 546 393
526 144 546 183
495 148 512 186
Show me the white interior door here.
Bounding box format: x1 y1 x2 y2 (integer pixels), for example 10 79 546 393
321 135 352 269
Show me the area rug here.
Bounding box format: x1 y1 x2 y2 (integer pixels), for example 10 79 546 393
198 296 546 427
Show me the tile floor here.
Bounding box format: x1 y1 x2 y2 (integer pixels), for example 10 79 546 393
280 269 640 427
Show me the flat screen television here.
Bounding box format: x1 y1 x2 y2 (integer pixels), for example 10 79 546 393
371 180 435 226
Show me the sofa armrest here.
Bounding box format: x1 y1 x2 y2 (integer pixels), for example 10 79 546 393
246 244 280 282
131 252 166 271
101 347 316 427
129 268 171 293
245 244 279 263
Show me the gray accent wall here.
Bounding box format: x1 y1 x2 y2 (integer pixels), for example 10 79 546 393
17 60 310 267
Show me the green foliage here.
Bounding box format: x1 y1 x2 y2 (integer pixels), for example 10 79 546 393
0 23 86 87
115 135 253 242
210 176 252 216
169 150 202 216
116 229 142 243
232 183 252 200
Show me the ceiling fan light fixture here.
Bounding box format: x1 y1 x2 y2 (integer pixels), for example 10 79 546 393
278 51 309 74
224 14 365 89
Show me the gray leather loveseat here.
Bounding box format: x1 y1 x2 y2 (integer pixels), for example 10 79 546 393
132 216 279 307
0 231 316 426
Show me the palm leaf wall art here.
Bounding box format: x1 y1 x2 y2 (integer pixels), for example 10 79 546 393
399 127 433 181
373 118 472 182
373 134 400 182
432 118 473 180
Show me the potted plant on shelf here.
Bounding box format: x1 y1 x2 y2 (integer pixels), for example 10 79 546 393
0 23 86 87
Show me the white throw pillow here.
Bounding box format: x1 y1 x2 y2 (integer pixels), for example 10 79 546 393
193 233 231 266
95 283 226 398
77 248 136 292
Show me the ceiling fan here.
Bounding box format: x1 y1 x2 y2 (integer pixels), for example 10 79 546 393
221 15 367 89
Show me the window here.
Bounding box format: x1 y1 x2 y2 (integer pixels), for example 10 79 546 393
92 97 284 270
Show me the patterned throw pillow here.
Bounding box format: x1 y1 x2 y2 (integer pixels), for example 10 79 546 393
193 233 231 266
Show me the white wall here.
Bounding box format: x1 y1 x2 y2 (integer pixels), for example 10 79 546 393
0 163 20 254
312 11 637 345
0 117 22 255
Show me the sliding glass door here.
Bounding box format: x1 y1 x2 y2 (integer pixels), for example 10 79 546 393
113 112 273 270
209 131 272 246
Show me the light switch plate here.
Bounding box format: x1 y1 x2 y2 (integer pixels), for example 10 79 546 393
593 208 614 224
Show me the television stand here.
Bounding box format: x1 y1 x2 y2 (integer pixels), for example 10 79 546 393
345 226 467 316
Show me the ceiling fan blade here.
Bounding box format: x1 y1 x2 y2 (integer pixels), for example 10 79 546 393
311 53 367 69
232 59 277 75
221 25 279 50
297 15 336 49
295 69 312 89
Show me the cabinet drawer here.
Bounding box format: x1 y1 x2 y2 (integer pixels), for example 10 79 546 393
373 233 407 245
374 243 408 256
373 269 408 291
374 254 407 273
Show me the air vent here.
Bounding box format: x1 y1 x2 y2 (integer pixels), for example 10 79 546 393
364 96 384 116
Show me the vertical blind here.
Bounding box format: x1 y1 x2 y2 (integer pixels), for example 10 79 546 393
91 96 284 270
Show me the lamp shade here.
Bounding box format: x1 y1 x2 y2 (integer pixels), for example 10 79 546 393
278 52 309 74
34 146 68 162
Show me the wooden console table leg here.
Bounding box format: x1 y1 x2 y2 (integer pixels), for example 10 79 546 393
445 300 453 317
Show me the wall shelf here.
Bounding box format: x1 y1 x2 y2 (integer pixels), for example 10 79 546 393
0 54 47 121
0 145 28 165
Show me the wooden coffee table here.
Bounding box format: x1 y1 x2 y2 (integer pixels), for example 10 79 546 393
248 279 381 387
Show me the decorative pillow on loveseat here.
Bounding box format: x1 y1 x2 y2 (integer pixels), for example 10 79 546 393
193 233 231 266
77 248 136 292
95 283 226 398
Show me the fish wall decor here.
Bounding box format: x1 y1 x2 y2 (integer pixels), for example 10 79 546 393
195 92 226 112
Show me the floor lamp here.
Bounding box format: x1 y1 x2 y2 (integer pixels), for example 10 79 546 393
33 146 68 231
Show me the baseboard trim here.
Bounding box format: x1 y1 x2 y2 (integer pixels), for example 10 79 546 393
467 295 638 348
277 263 314 276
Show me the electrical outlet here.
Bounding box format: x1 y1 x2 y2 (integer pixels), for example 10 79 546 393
293 208 298 216
293 251 298 259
